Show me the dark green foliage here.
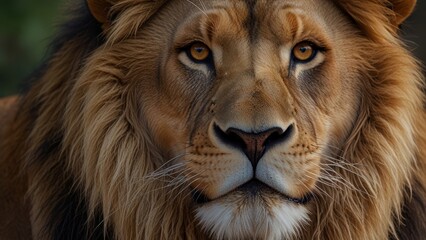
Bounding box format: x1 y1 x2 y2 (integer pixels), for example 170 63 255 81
0 0 62 97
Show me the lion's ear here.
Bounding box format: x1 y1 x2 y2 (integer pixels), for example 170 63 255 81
87 0 114 24
389 0 416 25
336 0 417 42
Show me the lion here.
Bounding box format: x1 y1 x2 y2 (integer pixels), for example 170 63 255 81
0 0 425 239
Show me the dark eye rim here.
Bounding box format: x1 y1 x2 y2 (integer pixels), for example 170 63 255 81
182 41 214 65
291 41 324 64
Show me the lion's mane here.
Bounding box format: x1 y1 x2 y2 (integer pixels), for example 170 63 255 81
0 0 425 239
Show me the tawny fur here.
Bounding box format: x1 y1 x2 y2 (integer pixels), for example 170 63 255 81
0 0 425 239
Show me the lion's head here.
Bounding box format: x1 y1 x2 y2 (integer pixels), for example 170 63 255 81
2 0 425 239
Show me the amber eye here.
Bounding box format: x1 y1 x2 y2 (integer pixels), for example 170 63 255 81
292 41 317 62
188 42 211 62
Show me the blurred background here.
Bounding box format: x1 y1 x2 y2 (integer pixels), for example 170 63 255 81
0 0 62 97
0 0 425 97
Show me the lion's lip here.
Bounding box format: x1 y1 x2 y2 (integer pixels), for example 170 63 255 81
191 179 314 205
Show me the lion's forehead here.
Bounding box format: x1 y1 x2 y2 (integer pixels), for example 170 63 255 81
182 0 334 45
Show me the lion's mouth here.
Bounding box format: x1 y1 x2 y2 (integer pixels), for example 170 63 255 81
191 179 313 205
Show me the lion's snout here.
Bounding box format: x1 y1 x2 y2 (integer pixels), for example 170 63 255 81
212 123 294 168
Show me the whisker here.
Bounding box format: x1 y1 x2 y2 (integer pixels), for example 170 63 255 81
198 0 207 11
185 0 208 16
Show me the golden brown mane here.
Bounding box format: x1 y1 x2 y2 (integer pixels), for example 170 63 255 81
0 0 425 239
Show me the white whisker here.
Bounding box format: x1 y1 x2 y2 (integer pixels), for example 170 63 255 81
185 0 208 16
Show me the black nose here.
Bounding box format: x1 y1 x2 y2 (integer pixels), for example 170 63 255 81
214 124 294 168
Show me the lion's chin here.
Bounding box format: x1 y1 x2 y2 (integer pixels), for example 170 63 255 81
194 183 310 240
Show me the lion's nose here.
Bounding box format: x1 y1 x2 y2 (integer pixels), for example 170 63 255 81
214 124 294 168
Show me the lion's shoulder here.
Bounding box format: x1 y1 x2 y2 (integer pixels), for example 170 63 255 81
0 96 18 117
0 95 32 240
0 96 18 140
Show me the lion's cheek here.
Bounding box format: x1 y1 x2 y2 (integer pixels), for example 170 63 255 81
256 152 321 199
185 152 253 199
155 124 181 153
143 107 187 156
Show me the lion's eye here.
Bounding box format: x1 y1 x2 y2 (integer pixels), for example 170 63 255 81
187 42 211 63
292 41 318 62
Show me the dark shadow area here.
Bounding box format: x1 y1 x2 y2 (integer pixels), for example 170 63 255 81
404 0 426 72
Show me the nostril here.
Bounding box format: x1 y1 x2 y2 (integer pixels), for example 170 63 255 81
213 124 246 150
213 123 295 168
264 124 294 148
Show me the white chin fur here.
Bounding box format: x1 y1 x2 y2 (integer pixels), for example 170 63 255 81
195 196 309 240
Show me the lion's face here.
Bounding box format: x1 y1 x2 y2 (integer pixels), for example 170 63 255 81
0 0 419 238
125 0 364 238
2 0 417 239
